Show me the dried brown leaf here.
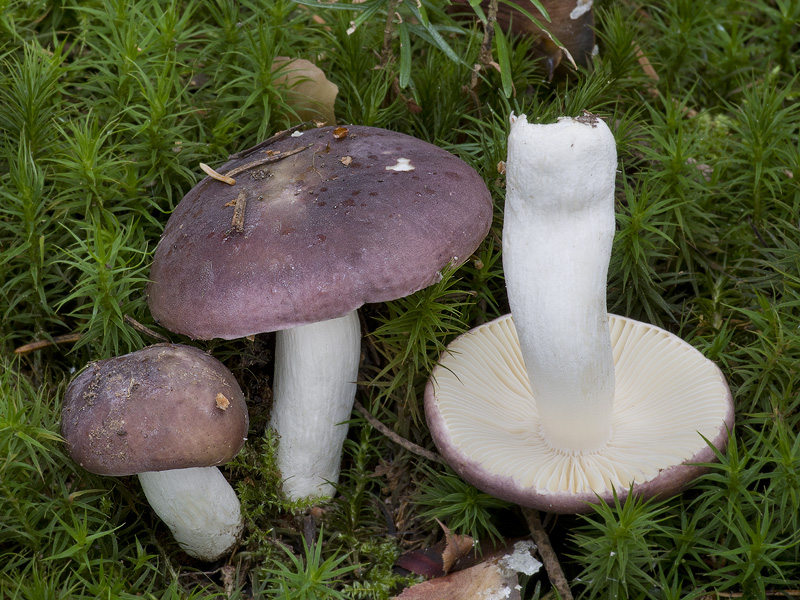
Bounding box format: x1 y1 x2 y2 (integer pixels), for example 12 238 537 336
272 57 338 125
395 547 445 579
437 519 474 574
394 541 540 600
394 559 519 600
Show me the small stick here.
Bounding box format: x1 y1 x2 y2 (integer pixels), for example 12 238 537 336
230 189 247 233
633 42 659 82
380 0 402 69
200 162 236 185
748 216 768 247
353 400 445 464
303 513 317 551
470 0 499 93
521 508 573 600
14 333 82 355
227 123 308 160
374 497 397 536
223 144 312 179
123 315 167 342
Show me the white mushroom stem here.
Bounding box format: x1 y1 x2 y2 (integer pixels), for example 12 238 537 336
503 114 617 453
271 310 361 500
138 467 243 561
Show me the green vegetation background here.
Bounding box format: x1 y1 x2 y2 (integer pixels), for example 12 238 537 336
1 0 798 598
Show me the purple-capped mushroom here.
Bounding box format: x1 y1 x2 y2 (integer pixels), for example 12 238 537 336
61 344 249 559
147 125 493 500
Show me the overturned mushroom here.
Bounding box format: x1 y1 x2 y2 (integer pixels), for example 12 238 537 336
61 344 249 559
425 114 734 513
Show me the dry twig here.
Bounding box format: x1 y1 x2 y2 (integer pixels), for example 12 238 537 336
521 508 573 600
470 0 499 93
228 189 247 233
123 315 168 342
14 333 82 355
227 123 307 160
353 400 445 464
200 162 236 185
223 143 312 179
380 0 402 69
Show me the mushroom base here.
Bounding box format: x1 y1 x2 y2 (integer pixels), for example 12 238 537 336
139 467 243 560
424 313 734 513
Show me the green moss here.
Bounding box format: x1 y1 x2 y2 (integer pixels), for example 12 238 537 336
2 0 800 597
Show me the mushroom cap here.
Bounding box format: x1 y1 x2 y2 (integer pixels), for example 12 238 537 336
147 126 493 340
61 344 249 476
425 313 734 513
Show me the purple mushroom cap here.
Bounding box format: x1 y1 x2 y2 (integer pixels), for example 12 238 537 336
147 126 493 340
61 344 249 476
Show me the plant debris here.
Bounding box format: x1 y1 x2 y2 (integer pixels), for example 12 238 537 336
200 163 236 185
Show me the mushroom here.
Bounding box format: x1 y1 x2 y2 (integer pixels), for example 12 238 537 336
424 114 734 513
147 125 493 500
61 343 249 559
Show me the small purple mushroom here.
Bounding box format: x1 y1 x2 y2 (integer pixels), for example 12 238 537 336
61 344 248 559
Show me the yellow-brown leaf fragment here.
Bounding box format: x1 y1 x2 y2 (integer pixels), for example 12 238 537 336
215 393 230 410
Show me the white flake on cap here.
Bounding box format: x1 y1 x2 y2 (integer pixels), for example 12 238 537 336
386 157 415 171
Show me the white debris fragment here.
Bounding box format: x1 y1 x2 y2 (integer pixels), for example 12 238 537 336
570 0 593 19
385 157 415 172
499 541 542 577
482 585 513 600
